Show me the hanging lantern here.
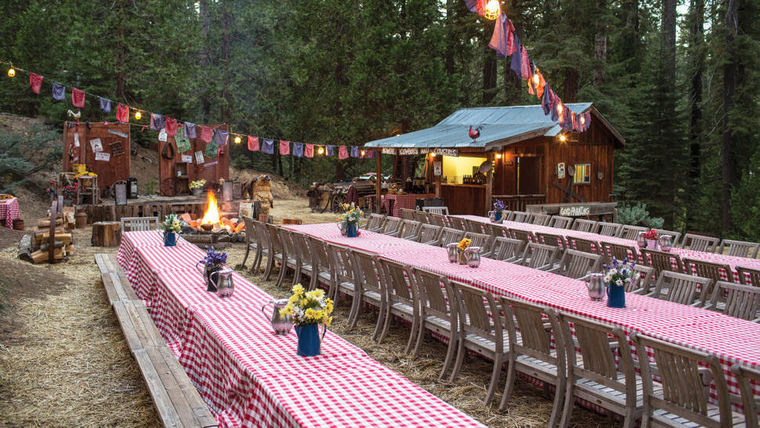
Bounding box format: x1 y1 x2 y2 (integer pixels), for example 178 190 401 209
495 153 502 160
234 135 242 144
134 110 142 120
558 134 567 143
7 67 15 78
317 146 325 155
484 0 500 20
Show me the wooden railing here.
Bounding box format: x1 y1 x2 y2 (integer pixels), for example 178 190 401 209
491 194 546 212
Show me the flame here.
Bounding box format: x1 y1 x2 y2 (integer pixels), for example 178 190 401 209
201 191 221 225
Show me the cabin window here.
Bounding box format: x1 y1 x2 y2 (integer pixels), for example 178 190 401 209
573 163 591 184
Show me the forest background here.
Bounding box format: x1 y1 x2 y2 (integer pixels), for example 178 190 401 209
0 0 758 240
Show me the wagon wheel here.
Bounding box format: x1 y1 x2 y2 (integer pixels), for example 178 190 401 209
317 191 331 213
330 191 347 213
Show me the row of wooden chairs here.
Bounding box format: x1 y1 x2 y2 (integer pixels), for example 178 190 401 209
399 207 760 258
242 220 758 426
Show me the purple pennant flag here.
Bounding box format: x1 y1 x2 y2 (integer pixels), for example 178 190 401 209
215 130 229 146
509 37 522 78
293 142 304 157
52 82 65 101
350 146 359 158
262 138 275 154
327 145 336 156
541 86 552 115
184 122 197 139
98 97 112 113
150 113 165 131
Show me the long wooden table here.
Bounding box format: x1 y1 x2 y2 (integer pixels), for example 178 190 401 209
284 223 760 407
117 230 484 427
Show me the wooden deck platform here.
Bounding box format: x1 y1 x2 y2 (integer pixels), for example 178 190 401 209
95 254 217 428
79 198 206 225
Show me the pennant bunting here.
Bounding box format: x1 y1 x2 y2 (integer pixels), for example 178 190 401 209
305 143 314 158
248 135 259 151
509 37 522 78
214 129 229 147
350 146 359 158
29 73 43 94
262 139 275 154
165 117 179 136
116 103 129 122
327 145 336 157
98 97 112 113
199 126 213 143
520 46 531 80
541 86 552 115
52 82 65 101
488 14 510 58
184 122 197 139
279 140 290 156
338 145 348 160
72 88 85 108
293 142 304 157
150 113 165 131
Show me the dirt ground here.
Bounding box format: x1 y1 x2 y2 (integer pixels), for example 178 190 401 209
0 198 617 427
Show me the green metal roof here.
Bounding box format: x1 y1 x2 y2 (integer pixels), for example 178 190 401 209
365 103 624 150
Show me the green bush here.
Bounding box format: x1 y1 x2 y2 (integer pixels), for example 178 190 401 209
617 202 665 229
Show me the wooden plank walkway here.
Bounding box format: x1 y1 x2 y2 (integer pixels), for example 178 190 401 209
95 254 217 428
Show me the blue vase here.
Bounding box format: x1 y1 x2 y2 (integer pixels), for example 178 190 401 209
606 285 626 308
493 212 503 223
346 223 358 238
295 324 326 356
163 232 176 247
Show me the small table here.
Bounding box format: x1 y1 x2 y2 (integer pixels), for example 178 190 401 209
0 197 20 228
382 193 434 217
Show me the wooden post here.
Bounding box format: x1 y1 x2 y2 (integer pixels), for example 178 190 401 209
48 200 57 263
485 152 494 216
375 149 382 213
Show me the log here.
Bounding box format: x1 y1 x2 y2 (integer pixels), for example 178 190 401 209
91 221 121 247
35 232 72 245
30 247 65 263
18 234 34 263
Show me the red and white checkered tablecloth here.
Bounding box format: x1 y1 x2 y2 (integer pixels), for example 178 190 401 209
458 214 760 283
284 223 760 406
116 230 193 271
0 197 20 228
179 301 482 427
118 232 484 428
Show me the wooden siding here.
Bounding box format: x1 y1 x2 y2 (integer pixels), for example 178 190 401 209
63 122 131 189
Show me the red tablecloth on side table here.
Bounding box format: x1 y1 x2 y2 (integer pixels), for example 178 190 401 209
0 197 20 228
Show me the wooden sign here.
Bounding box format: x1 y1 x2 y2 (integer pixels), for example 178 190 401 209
398 148 419 156
381 148 397 155
433 148 458 157
557 162 566 179
559 205 590 217
110 141 125 157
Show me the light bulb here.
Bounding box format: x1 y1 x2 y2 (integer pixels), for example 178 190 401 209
234 135 242 144
360 150 366 157
134 111 142 120
533 74 540 85
430 152 436 158
559 134 567 143
495 153 502 160
580 116 586 125
318 146 325 155
557 103 564 115
484 0 500 19
7 68 15 78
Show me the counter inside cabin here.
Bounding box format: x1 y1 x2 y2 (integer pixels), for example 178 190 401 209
440 184 486 216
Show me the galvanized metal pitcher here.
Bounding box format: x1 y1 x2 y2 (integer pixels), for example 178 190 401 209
585 273 606 301
212 268 234 298
261 298 293 335
465 246 481 268
658 234 673 251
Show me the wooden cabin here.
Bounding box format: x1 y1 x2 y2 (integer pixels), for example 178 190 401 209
365 103 625 216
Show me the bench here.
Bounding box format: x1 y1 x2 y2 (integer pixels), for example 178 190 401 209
95 254 217 428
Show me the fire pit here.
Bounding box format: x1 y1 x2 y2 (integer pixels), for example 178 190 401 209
180 191 246 246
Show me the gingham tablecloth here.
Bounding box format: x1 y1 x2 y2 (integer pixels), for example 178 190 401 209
382 193 434 217
458 214 760 282
0 197 20 228
284 223 760 405
118 232 484 428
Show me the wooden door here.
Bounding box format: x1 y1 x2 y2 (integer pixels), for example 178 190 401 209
517 156 542 194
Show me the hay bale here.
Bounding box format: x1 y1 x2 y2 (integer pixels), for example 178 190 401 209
252 176 273 216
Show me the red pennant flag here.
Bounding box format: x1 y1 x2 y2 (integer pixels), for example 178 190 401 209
199 126 213 143
116 103 129 123
338 145 349 160
248 135 259 151
305 143 314 158
29 73 43 94
279 140 290 156
72 88 85 108
165 117 178 136
520 46 531 80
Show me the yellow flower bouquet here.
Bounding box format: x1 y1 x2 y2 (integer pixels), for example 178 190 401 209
338 202 363 237
280 284 334 356
456 238 471 264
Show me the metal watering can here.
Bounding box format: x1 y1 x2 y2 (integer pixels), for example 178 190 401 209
262 298 293 335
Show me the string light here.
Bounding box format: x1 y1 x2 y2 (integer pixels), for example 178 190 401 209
484 0 500 20
360 150 366 157
7 67 15 78
558 134 567 143
134 110 142 120
532 73 540 86
234 135 242 144
557 103 564 115
317 146 325 155
495 153 502 160
580 115 586 125
430 152 436 158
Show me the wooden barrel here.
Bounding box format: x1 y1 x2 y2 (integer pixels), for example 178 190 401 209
75 211 88 229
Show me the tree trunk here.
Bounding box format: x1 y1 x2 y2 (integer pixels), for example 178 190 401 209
220 4 232 123
721 0 738 233
688 0 704 182
563 69 579 102
445 0 456 75
115 0 126 100
593 0 607 87
199 0 211 122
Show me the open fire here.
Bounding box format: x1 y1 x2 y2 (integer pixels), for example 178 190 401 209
201 190 221 226
184 191 245 240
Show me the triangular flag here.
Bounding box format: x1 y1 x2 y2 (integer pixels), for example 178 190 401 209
279 140 290 156
248 136 259 151
72 88 85 108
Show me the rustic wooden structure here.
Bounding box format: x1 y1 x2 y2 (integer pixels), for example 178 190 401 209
159 124 229 196
365 103 624 216
91 221 121 247
63 122 130 190
76 197 207 225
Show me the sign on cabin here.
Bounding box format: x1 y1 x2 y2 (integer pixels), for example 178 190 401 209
559 205 591 216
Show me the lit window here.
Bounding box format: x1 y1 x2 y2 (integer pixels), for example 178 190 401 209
574 163 591 183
